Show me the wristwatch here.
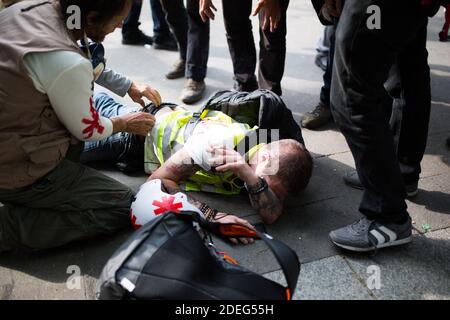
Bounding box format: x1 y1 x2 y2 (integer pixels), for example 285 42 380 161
245 176 268 195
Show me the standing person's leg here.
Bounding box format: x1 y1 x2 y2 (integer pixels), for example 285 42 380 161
180 0 210 104
161 0 189 79
341 28 430 198
302 23 336 129
0 159 133 253
149 0 178 51
257 0 289 96
222 0 258 91
329 0 428 252
439 4 450 41
122 0 153 46
396 23 431 192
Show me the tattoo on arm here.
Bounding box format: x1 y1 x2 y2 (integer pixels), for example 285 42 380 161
160 179 218 220
248 188 283 225
152 148 220 220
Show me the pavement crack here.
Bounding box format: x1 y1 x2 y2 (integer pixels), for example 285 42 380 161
290 196 340 208
340 256 378 300
313 150 350 159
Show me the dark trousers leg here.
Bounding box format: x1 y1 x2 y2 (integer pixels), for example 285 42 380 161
222 0 257 85
396 24 431 185
258 0 289 96
160 0 209 80
0 160 133 252
319 23 337 108
331 0 429 223
123 0 142 34
442 5 450 37
150 0 172 40
185 0 209 81
160 0 188 61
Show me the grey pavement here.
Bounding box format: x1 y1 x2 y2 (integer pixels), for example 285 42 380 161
0 0 449 300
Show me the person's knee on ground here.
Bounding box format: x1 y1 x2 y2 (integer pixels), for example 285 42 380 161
0 168 134 253
0 204 16 254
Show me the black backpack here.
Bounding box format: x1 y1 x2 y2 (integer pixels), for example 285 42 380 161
97 210 300 300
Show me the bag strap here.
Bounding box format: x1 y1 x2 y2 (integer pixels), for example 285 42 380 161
183 106 208 142
217 223 300 299
175 211 300 299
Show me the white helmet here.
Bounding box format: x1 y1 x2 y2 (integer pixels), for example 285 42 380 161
130 179 202 230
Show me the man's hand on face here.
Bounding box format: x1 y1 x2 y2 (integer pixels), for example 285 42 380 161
208 147 259 185
321 0 343 22
252 0 281 33
128 82 162 108
199 0 217 23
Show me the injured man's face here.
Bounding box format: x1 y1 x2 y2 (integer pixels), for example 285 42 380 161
251 139 313 201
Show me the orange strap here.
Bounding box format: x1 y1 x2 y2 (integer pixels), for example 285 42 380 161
286 288 291 301
218 224 260 239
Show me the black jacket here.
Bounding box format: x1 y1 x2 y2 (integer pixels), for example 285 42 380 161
312 0 441 21
204 90 306 148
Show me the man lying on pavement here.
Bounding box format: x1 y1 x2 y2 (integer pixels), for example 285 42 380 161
81 90 314 235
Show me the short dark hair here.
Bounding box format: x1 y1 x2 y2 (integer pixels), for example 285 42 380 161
59 0 131 28
275 140 313 195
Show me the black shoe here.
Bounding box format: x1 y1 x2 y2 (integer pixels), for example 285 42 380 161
446 136 450 148
153 36 178 52
122 28 153 46
343 170 419 198
301 102 332 129
115 133 145 174
439 31 449 42
233 76 258 92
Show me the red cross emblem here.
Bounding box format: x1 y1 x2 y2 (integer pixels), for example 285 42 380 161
130 208 142 230
82 97 105 139
152 195 183 215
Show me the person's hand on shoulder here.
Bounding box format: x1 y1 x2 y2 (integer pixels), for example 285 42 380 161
128 81 162 107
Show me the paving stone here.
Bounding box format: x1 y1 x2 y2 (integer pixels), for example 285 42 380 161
264 256 374 300
343 230 450 300
0 249 86 300
408 172 450 233
209 195 363 276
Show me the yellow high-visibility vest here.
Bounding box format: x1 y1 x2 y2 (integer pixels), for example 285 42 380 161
145 109 263 195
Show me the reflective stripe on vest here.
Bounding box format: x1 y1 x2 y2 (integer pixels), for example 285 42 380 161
148 109 262 195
